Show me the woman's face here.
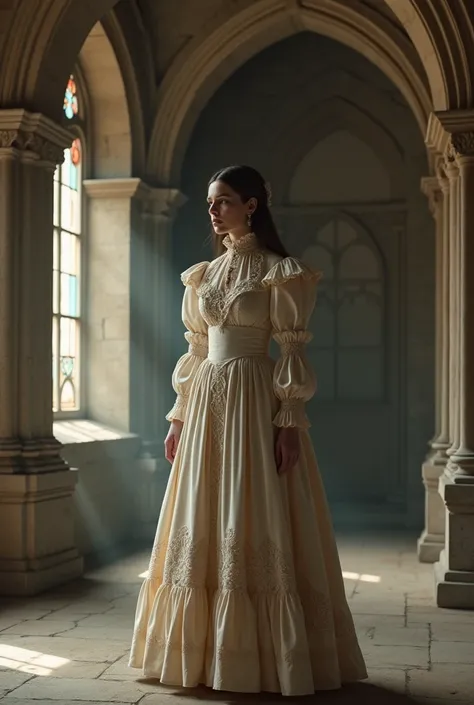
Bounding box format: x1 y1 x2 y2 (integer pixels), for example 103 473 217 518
207 180 255 236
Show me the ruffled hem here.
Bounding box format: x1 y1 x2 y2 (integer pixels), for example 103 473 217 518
262 257 323 288
129 580 367 695
181 261 210 289
165 394 187 422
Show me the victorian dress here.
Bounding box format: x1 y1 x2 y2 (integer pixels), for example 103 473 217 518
129 232 367 695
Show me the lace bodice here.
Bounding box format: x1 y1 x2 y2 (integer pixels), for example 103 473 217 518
166 232 323 428
197 233 272 328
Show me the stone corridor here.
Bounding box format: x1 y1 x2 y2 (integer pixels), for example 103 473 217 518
0 532 473 705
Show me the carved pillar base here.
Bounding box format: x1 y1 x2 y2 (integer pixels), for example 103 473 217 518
417 460 446 563
0 470 83 596
434 471 474 608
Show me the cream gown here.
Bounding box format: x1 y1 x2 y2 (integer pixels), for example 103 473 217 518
129 232 367 695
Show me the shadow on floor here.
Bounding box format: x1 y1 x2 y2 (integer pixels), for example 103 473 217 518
136 681 419 704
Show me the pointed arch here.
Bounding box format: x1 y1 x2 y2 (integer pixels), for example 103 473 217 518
147 0 432 185
268 97 406 204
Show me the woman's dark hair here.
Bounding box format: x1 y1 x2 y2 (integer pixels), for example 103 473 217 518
208 165 290 258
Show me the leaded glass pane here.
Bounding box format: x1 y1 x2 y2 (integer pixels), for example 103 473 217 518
59 317 79 411
53 179 59 227
52 127 82 414
61 185 81 234
60 379 76 410
53 269 59 315
53 229 59 270
61 231 77 275
60 316 75 357
60 273 78 317
52 316 59 412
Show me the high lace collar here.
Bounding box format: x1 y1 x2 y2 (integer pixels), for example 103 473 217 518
223 232 260 255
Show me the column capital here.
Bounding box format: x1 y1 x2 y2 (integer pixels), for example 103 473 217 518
426 109 474 166
136 185 187 221
83 177 142 199
450 132 474 161
0 109 72 167
82 179 187 222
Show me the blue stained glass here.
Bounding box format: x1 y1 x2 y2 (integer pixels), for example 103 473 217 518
61 356 74 378
69 160 78 191
60 273 77 316
64 76 79 120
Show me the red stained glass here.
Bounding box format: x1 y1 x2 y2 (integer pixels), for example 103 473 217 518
71 138 81 166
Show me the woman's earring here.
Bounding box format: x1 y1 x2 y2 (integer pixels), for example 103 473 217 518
247 213 252 228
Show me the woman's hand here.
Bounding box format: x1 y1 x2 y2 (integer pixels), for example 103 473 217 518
164 420 184 464
275 427 300 474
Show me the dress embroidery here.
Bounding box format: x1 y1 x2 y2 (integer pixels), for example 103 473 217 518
198 253 264 328
218 528 243 591
130 242 368 692
150 526 207 588
198 235 265 328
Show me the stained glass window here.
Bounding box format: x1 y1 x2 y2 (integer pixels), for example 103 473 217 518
63 75 79 120
53 138 82 412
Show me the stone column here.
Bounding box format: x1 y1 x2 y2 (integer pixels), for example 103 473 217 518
428 113 474 608
131 186 186 540
445 159 461 466
418 173 449 562
0 109 83 595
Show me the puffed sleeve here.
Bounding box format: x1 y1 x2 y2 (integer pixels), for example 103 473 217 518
165 261 209 422
262 257 322 429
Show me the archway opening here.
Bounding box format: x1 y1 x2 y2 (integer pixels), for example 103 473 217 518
175 31 434 528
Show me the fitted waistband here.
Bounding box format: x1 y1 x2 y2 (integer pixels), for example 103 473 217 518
208 326 270 363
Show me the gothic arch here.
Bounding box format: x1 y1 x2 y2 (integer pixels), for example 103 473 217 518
0 0 120 114
79 22 133 178
383 0 474 109
263 98 406 204
147 0 432 185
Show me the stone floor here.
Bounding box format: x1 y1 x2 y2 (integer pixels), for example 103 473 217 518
1 531 474 705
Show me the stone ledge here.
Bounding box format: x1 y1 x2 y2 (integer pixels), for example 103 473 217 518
417 529 444 564
54 420 141 462
53 419 137 445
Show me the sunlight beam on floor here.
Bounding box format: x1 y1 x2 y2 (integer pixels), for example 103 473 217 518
342 571 381 583
0 645 70 676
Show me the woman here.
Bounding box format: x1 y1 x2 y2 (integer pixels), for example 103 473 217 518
129 165 367 695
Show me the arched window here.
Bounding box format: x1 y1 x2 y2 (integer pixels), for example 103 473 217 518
303 217 386 402
53 74 84 414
